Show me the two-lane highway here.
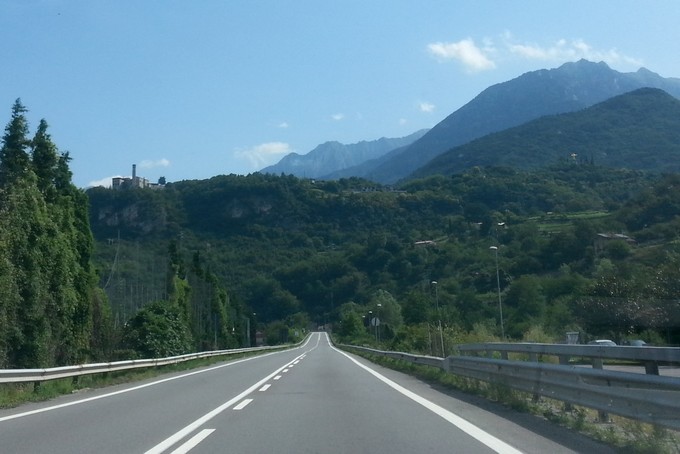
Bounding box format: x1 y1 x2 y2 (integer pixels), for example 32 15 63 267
0 333 614 453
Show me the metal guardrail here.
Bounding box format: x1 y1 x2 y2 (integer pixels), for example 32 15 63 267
0 341 304 385
340 345 445 369
341 343 680 430
457 342 680 374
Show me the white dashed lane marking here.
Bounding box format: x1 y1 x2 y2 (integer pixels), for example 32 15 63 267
233 399 253 411
169 429 215 454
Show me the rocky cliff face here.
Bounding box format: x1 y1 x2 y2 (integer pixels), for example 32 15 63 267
96 202 168 235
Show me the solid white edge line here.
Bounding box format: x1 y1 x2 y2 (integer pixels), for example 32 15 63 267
145 333 322 454
0 336 314 424
169 429 215 454
329 338 524 454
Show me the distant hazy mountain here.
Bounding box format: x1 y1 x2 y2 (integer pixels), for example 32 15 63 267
356 59 680 184
410 88 680 178
259 129 427 178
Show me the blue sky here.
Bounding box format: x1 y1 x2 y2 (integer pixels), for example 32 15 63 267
1 1 678 188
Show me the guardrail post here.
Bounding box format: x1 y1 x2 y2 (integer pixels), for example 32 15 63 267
558 355 573 411
33 381 41 393
528 353 541 402
644 361 659 375
592 358 609 422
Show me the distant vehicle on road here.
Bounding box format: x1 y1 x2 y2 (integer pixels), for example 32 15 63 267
588 339 617 346
627 339 647 347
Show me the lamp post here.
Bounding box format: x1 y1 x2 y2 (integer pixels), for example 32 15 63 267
431 281 445 357
489 246 505 340
213 313 217 350
376 303 382 343
252 312 257 347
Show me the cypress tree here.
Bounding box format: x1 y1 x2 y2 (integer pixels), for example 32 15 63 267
0 99 31 187
0 101 113 366
31 119 59 199
1 174 52 367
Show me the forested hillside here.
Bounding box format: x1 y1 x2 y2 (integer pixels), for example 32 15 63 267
88 164 680 354
412 88 680 178
356 60 680 184
3 99 680 369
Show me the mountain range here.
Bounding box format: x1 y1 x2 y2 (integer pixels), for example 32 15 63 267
411 87 680 178
259 129 427 178
260 60 680 183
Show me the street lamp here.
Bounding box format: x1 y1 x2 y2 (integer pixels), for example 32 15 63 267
431 281 445 357
252 312 257 347
489 246 505 340
376 303 382 343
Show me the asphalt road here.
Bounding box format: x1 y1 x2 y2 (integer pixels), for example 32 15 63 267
0 333 615 453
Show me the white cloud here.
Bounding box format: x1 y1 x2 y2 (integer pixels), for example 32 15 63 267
87 176 119 188
399 118 408 125
504 35 643 67
419 102 435 113
428 33 642 73
234 142 293 169
331 113 345 121
427 38 496 72
139 158 170 169
278 121 289 128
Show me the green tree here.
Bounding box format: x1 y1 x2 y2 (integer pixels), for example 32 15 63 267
401 290 430 324
30 119 59 198
122 300 193 358
0 175 52 366
338 311 363 340
0 102 111 366
0 210 20 367
370 289 403 340
0 99 31 187
504 275 546 338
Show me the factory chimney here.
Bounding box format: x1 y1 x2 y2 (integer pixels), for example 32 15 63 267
132 164 137 181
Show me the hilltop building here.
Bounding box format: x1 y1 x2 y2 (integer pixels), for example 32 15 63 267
112 164 164 190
